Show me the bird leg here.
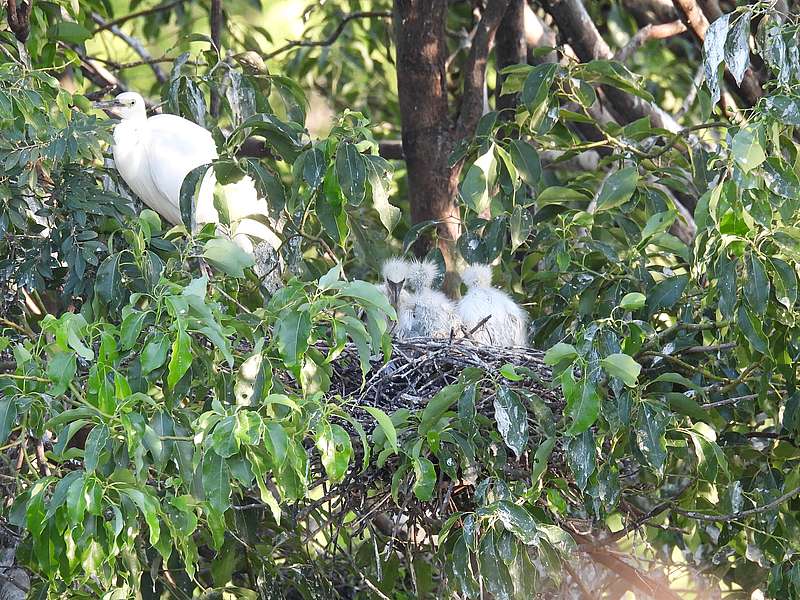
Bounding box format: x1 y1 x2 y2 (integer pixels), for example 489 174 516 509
468 315 492 336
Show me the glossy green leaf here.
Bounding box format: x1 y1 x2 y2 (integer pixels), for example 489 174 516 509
276 310 312 368
494 386 528 459
600 353 641 387
595 167 638 212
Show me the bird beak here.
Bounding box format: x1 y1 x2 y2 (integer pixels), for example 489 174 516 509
387 280 402 308
92 99 120 109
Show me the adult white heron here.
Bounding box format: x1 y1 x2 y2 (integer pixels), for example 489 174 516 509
458 263 528 347
94 91 279 256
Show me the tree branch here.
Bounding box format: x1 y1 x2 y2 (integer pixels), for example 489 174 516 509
92 0 184 33
455 0 511 139
210 0 223 116
615 20 687 61
671 0 762 106
675 485 800 522
495 0 527 116
90 13 167 83
264 10 392 61
539 0 682 133
6 0 33 42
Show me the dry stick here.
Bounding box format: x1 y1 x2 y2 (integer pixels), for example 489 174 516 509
615 20 688 61
264 10 392 61
92 0 184 33
675 485 800 522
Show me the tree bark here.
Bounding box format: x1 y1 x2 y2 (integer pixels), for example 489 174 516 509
393 0 461 289
210 0 223 117
393 0 509 294
495 0 527 116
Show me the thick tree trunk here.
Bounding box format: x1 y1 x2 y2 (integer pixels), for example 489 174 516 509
495 0 527 116
393 0 461 292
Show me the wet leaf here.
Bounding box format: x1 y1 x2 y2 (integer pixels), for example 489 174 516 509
494 386 529 459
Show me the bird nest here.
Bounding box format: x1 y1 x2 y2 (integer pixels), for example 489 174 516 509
322 338 562 419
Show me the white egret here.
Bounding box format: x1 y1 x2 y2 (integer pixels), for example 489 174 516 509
376 257 413 333
94 91 280 257
458 263 528 347
399 258 461 339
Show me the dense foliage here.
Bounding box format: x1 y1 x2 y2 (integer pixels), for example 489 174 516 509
3 0 800 598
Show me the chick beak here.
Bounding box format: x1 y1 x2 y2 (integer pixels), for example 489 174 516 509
92 99 123 115
387 280 402 308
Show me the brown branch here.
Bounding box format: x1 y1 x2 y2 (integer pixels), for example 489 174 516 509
6 0 33 42
539 0 682 132
495 0 527 116
92 0 184 33
455 0 511 139
264 10 392 60
615 20 688 61
581 545 684 600
210 0 223 116
675 485 800 522
671 0 762 106
562 559 594 600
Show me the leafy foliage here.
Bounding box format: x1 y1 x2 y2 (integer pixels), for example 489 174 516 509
4 1 800 598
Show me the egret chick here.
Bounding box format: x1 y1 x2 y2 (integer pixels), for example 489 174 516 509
458 264 528 347
376 257 413 333
399 259 461 339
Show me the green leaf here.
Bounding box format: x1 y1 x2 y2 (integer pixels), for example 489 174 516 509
600 353 641 387
520 63 557 109
316 422 352 483
202 237 255 277
636 404 668 474
536 186 591 206
763 158 800 199
275 310 312 368
500 363 524 381
544 342 578 366
167 328 192 388
562 371 601 435
51 22 92 44
419 383 464 435
365 155 400 233
47 351 76 396
619 292 646 311
509 140 541 187
120 311 149 351
412 456 436 501
83 424 109 473
510 205 533 250
339 280 396 319
95 253 122 306
179 163 212 229
530 438 554 484
744 253 769 315
716 255 738 320
567 430 595 491
703 14 730 104
595 167 638 212
202 452 231 512
0 398 17 444
737 304 769 355
460 164 489 214
141 333 170 375
335 142 367 205
494 386 529 459
731 125 766 174
770 257 798 310
303 147 326 191
364 406 398 454
724 10 751 86
479 532 515 600
647 274 689 315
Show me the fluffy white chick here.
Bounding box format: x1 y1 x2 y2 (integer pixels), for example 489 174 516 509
376 257 413 332
458 264 528 347
398 259 461 339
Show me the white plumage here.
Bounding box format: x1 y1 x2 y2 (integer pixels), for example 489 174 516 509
398 259 461 339
98 91 279 256
376 257 413 331
458 263 528 347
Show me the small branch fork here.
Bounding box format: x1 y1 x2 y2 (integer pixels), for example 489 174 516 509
615 20 688 62
263 10 393 61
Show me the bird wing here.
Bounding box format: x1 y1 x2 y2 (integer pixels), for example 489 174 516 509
142 114 219 225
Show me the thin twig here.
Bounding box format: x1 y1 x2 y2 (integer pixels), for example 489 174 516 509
92 0 184 33
615 20 688 62
675 485 800 522
264 10 392 60
90 13 167 83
